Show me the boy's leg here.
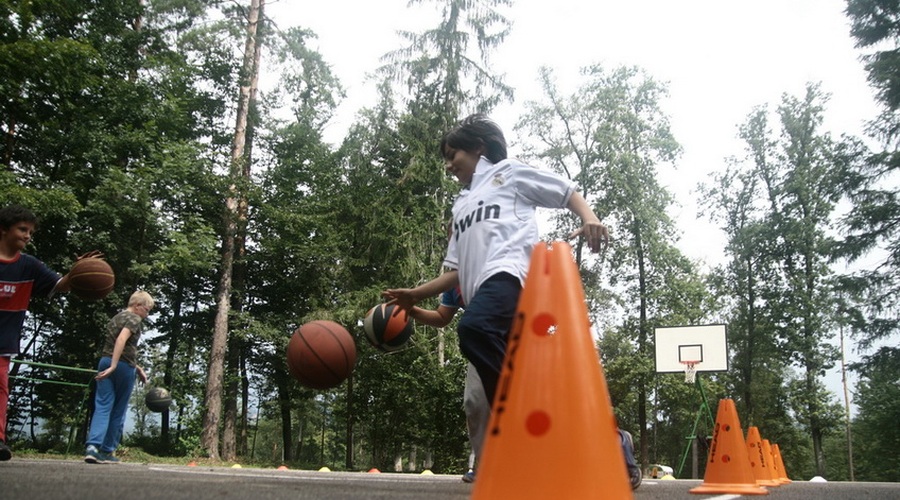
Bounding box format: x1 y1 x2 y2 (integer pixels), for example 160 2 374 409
86 357 115 449
462 363 490 483
0 356 9 442
102 361 136 455
620 429 642 490
0 356 11 460
457 272 521 405
463 363 490 459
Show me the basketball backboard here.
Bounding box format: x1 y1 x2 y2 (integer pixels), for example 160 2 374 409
654 324 728 373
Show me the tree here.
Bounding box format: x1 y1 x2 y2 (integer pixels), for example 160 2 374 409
705 83 854 476
849 347 900 482
382 0 514 118
199 0 266 460
1 0 235 453
839 0 900 378
516 64 708 470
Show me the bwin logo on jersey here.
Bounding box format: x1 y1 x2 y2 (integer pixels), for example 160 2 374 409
454 200 501 238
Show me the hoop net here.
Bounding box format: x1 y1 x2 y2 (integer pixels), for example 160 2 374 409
682 362 698 383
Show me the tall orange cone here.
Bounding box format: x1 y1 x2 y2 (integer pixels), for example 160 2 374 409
772 443 791 484
690 399 769 495
472 242 632 500
745 427 780 487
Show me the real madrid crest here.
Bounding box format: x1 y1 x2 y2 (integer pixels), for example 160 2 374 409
492 174 505 187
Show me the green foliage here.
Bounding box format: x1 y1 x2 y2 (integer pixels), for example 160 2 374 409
699 83 860 475
850 347 900 481
840 0 900 377
382 0 514 115
517 63 713 469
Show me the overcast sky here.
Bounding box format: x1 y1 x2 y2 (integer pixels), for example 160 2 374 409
265 0 882 412
268 0 878 266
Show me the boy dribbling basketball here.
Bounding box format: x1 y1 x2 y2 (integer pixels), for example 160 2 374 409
84 290 154 464
384 113 609 430
0 204 79 461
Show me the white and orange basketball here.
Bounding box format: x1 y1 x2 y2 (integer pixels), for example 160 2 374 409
363 304 413 352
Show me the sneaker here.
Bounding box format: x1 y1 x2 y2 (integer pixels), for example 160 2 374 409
99 452 120 464
84 445 102 464
628 463 642 490
462 469 475 483
0 440 11 461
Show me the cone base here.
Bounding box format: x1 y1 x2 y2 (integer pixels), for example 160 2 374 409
690 483 769 495
757 479 781 487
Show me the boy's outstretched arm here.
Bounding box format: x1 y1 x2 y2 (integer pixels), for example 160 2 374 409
408 304 458 328
566 192 609 253
383 270 459 311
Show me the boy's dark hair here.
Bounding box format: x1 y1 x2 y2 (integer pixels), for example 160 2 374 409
0 204 38 230
440 114 508 163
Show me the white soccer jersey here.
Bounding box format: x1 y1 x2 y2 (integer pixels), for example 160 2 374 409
443 157 576 303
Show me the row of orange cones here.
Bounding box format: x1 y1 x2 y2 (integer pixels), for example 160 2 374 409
466 244 799 499
690 398 791 495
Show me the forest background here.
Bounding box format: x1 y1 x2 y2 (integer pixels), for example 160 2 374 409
1 0 898 483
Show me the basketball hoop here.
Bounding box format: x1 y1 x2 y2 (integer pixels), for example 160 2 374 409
682 361 698 383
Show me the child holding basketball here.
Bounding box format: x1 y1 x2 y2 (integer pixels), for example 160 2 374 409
384 113 609 420
0 204 91 461
84 290 154 464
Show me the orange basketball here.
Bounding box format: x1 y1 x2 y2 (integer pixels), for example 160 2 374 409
363 303 413 352
286 320 357 390
67 258 115 300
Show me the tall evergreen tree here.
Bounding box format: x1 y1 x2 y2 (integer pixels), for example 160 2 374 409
707 84 852 476
516 64 704 470
840 0 900 372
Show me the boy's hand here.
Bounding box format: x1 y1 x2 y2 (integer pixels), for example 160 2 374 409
95 366 116 381
136 366 148 385
75 250 105 261
382 289 418 314
569 220 610 253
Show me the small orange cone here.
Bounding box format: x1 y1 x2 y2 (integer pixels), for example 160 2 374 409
772 443 791 484
472 242 632 500
760 440 781 484
187 460 197 467
690 399 769 495
746 427 780 487
368 468 380 473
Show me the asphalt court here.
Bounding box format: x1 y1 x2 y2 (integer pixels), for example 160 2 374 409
1 458 898 499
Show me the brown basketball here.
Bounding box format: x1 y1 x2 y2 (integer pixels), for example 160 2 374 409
286 320 357 390
67 258 115 300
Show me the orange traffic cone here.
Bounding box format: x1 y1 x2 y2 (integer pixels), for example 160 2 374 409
690 399 769 495
760 440 781 484
772 443 791 484
471 241 632 500
746 427 780 487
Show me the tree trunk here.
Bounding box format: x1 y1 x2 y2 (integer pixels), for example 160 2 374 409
240 352 250 456
161 286 184 452
222 339 240 460
201 222 234 459
743 254 755 423
279 375 293 460
635 226 650 470
200 0 265 459
345 375 354 469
